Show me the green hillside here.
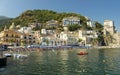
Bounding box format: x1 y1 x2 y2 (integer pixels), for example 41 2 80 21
0 16 13 31
0 10 103 32
0 16 9 20
12 10 87 27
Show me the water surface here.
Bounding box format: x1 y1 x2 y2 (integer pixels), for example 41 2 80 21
0 48 120 75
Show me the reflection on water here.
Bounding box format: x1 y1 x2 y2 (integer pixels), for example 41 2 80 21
0 48 120 75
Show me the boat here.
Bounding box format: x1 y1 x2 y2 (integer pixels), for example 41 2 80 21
0 57 7 67
77 52 88 55
13 54 28 59
4 53 12 57
0 44 8 67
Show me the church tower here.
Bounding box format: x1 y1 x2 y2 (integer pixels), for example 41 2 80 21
9 22 16 30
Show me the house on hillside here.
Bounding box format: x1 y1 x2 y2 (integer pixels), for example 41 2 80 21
78 30 98 46
46 19 59 27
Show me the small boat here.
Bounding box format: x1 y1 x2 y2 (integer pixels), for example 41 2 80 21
4 53 12 57
13 54 28 59
77 52 88 55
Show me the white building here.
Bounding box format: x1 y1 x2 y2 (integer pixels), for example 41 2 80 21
40 35 65 46
60 32 78 45
41 29 55 35
18 27 32 34
104 20 115 35
41 29 47 35
85 16 96 27
46 19 59 27
87 21 96 27
62 17 80 26
28 23 41 28
78 30 98 46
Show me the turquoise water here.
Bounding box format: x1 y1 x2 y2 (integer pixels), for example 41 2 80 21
0 48 120 75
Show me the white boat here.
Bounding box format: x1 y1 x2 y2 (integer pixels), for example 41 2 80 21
4 53 12 57
13 54 28 59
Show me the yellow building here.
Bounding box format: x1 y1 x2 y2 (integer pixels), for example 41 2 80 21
0 23 22 46
0 30 22 46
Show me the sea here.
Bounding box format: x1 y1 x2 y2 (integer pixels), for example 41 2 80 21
0 48 120 75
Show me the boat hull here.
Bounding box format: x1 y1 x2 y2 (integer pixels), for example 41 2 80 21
77 52 88 55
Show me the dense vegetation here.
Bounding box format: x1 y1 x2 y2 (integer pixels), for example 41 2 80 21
0 10 103 31
0 18 13 31
12 10 87 27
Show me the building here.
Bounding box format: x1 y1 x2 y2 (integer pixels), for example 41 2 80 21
46 19 59 27
30 31 41 44
28 22 41 29
85 16 96 27
18 27 32 34
103 20 120 46
87 20 96 27
20 33 36 46
40 34 65 46
62 17 80 26
78 30 98 46
0 25 22 46
41 29 55 35
59 32 78 46
104 20 116 35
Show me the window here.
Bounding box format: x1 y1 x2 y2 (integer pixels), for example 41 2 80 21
11 34 14 37
6 34 8 37
24 37 26 39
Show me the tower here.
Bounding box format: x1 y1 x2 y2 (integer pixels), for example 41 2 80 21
104 20 115 35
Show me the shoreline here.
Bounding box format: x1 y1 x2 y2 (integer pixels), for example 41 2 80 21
91 45 120 49
4 45 120 53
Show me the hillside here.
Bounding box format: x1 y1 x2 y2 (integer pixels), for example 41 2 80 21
0 10 103 32
0 16 13 31
0 16 8 20
12 10 87 27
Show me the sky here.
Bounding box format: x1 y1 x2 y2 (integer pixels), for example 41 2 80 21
0 0 120 31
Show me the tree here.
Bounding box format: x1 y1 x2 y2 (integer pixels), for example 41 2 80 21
68 24 81 31
78 38 82 42
94 22 103 32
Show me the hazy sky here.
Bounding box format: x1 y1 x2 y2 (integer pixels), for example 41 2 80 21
0 0 120 31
